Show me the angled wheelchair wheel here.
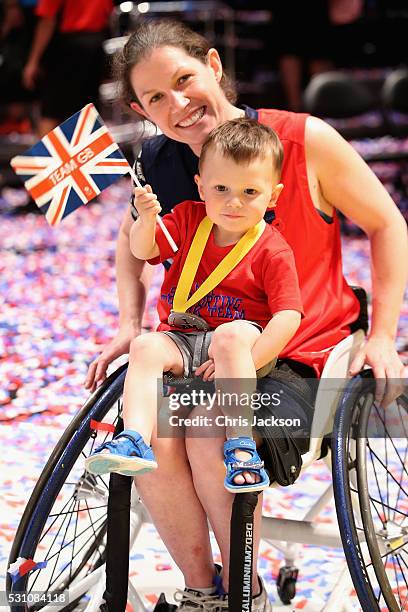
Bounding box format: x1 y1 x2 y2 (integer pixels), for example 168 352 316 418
6 363 128 612
333 370 408 611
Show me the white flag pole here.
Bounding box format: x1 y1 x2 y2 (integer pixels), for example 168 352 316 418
128 166 178 253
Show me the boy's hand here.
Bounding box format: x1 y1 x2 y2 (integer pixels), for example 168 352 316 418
195 358 215 381
134 184 161 220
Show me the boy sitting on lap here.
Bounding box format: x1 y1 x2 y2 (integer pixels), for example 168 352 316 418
85 118 303 492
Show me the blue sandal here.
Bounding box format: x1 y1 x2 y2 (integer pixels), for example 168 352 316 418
224 437 270 493
85 429 157 476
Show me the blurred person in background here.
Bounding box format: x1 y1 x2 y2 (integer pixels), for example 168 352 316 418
0 0 38 134
22 0 114 137
271 0 334 112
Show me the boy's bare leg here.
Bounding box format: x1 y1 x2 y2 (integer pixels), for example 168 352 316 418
210 321 261 485
122 332 184 442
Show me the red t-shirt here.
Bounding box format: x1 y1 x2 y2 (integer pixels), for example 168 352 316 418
148 201 304 332
36 0 113 32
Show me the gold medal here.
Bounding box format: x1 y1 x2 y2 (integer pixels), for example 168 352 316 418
168 216 265 329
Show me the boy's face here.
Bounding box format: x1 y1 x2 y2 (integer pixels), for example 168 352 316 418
195 148 283 243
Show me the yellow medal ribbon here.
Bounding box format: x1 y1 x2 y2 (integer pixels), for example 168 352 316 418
172 216 265 313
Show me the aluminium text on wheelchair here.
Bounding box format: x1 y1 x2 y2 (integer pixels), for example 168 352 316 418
82 20 406 612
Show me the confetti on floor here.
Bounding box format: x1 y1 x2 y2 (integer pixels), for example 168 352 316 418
0 179 406 610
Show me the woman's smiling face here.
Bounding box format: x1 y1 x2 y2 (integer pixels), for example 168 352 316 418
129 46 238 154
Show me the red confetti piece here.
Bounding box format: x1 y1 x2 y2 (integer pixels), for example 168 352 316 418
155 563 172 571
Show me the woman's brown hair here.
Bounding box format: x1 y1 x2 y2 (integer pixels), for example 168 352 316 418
113 19 237 119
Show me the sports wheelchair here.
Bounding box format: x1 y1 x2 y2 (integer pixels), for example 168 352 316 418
6 289 408 611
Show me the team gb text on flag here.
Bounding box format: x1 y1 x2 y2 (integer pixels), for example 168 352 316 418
11 104 130 225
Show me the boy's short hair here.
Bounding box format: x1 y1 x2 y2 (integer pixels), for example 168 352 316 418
199 118 284 176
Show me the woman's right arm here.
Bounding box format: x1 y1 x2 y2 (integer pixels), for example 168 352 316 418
84 208 151 391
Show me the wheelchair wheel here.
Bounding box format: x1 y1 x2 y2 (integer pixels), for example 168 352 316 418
333 370 408 611
6 363 128 612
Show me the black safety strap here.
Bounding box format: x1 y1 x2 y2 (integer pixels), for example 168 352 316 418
228 492 260 612
102 418 132 612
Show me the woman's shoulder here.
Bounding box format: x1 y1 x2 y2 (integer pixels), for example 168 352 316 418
257 108 309 144
140 134 196 176
140 133 174 167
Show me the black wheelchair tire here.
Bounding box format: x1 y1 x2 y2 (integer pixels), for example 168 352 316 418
333 370 408 611
356 383 407 611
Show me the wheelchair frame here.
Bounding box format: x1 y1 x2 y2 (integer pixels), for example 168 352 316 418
6 328 408 611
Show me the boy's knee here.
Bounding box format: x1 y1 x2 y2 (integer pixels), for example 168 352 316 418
129 333 162 361
211 322 247 354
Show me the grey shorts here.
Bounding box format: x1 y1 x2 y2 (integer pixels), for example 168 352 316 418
163 322 276 380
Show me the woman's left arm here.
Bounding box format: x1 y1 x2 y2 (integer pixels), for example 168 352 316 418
305 116 407 402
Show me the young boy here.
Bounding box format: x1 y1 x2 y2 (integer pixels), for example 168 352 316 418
85 118 303 492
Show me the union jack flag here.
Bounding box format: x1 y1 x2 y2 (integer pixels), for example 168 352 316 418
11 104 131 225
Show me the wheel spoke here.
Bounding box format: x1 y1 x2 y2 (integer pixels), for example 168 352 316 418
391 553 403 608
7 366 127 611
40 495 78 543
84 499 98 540
366 442 408 499
29 471 109 593
49 504 108 518
395 554 408 607
372 399 408 483
365 540 408 567
364 444 388 528
48 496 78 591
30 497 77 591
350 487 408 520
70 498 80 586
393 400 408 523
34 514 107 594
28 478 108 594
43 516 107 590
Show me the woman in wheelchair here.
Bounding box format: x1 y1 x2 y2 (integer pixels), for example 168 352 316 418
83 19 407 610
85 119 303 496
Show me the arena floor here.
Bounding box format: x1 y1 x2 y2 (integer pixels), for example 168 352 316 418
0 179 406 610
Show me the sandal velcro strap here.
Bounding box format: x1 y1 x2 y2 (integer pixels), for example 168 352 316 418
94 430 147 456
112 432 142 445
224 437 257 452
231 460 264 470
